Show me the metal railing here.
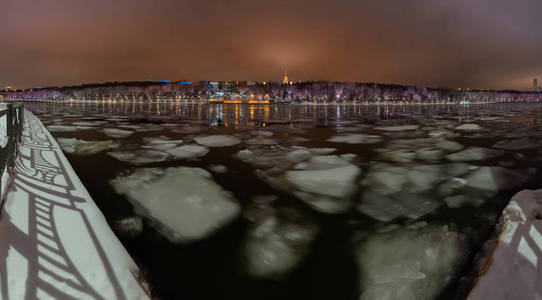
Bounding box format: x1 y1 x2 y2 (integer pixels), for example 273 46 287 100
0 102 24 207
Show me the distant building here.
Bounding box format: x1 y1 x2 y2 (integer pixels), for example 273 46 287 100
534 78 540 91
282 70 289 84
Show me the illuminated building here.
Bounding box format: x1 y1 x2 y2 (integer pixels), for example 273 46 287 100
282 70 289 84
534 78 540 91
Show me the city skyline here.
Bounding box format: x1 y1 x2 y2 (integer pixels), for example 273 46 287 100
2 0 542 90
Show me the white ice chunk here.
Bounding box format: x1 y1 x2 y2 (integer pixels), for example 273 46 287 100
435 140 464 152
72 121 108 126
285 150 312 163
251 131 274 137
293 155 352 170
355 226 467 300
374 125 420 131
108 150 169 164
111 167 239 243
57 138 120 155
358 192 440 222
454 123 482 131
194 135 241 147
209 165 228 174
236 149 255 161
47 125 92 132
101 128 134 138
464 167 535 192
141 143 178 151
243 212 318 279
166 145 209 159
446 147 505 162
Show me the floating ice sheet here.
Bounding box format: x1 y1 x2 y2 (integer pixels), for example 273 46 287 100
355 225 467 300
166 145 209 159
110 167 240 243
101 128 134 138
108 150 169 164
194 135 241 147
57 138 120 155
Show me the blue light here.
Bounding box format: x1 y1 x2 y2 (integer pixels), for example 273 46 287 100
179 81 192 85
159 80 170 83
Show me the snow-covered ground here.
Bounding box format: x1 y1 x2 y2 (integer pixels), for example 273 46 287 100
0 111 150 300
468 189 542 300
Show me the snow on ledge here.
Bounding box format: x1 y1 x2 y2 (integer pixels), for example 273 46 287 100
468 189 542 300
0 111 150 300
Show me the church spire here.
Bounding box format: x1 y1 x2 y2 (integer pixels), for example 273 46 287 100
282 70 289 84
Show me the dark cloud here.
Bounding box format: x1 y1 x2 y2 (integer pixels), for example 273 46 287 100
1 0 541 89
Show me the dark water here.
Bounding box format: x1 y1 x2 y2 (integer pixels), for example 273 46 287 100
25 101 542 300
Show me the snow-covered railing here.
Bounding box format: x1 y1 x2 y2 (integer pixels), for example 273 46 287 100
0 102 24 206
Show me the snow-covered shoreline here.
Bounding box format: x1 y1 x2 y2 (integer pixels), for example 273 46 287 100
0 110 150 299
467 189 542 299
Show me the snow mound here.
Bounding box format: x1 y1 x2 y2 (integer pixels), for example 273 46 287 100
166 145 209 159
327 133 383 144
355 225 468 300
110 167 240 243
102 128 134 138
57 138 120 155
194 135 241 147
108 150 169 164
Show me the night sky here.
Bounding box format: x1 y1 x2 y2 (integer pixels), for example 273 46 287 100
1 0 541 90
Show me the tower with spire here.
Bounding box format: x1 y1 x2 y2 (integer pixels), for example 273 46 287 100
282 70 289 84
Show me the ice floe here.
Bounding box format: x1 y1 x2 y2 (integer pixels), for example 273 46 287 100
355 225 468 300
111 167 240 243
194 135 241 147
251 130 274 137
446 147 505 162
242 206 318 278
209 165 228 173
358 192 441 222
108 150 169 164
454 124 482 131
72 121 108 126
166 145 209 159
57 138 120 155
102 128 134 138
285 150 312 163
327 133 383 144
47 125 93 132
373 125 420 132
265 162 361 214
